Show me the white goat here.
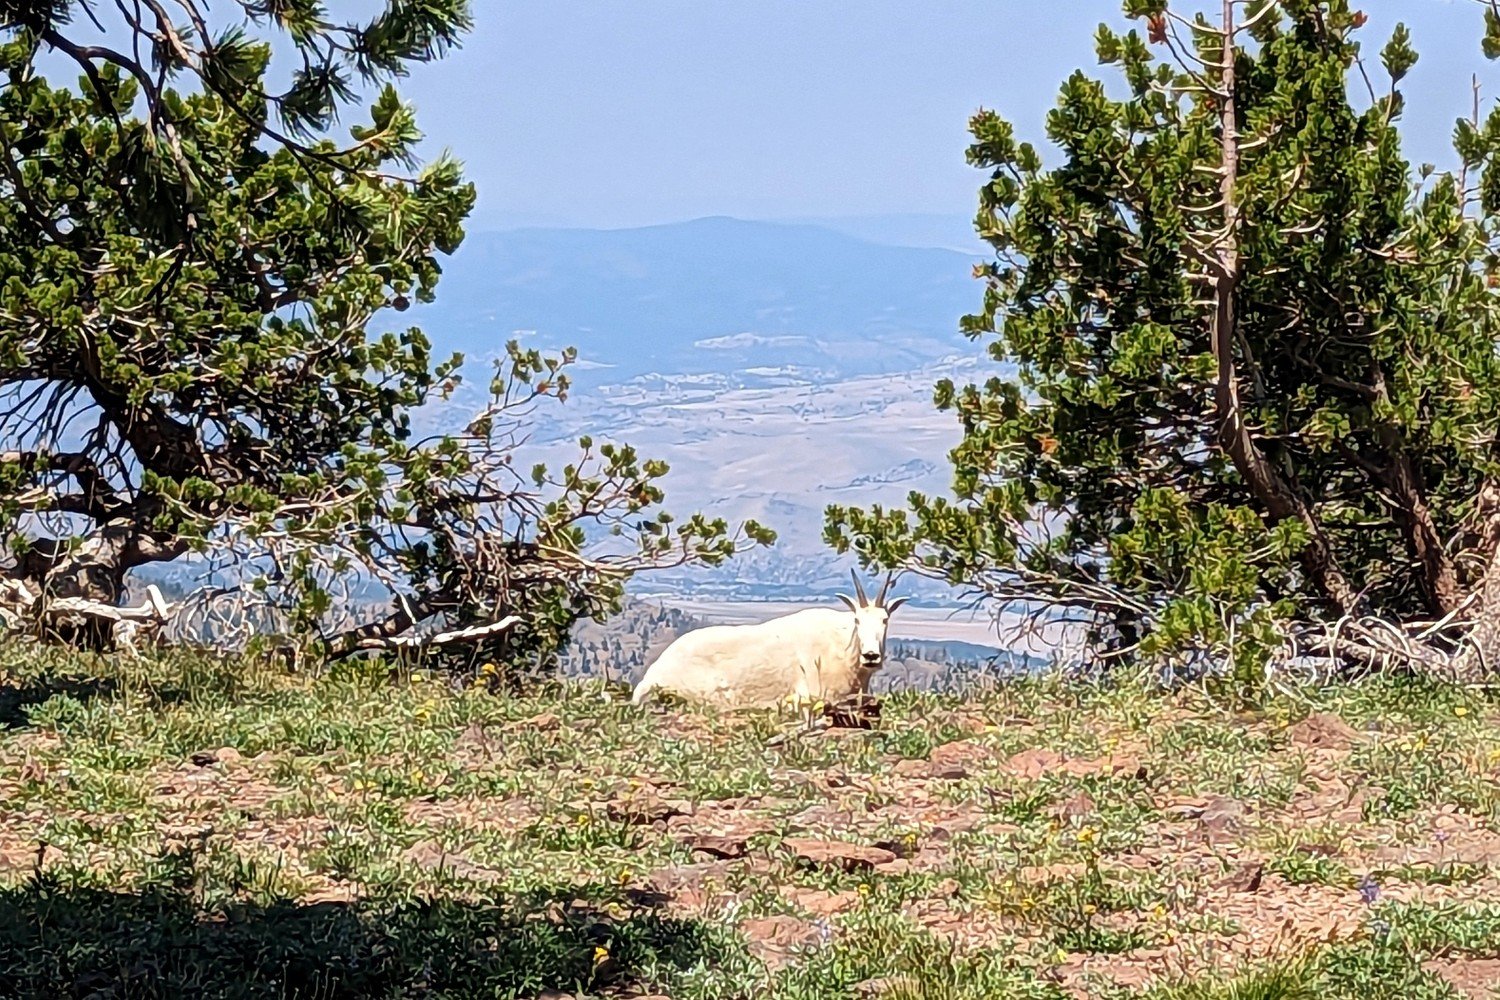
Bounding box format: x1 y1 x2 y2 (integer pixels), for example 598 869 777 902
632 573 907 708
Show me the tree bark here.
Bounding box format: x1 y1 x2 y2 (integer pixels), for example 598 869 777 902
1452 482 1500 681
1382 447 1462 615
5 516 187 649
1209 2 1360 615
1457 551 1500 681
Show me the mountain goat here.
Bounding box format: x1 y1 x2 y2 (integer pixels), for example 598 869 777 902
631 573 907 708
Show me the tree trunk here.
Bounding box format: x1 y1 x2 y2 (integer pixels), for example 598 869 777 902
5 518 185 650
1462 576 1500 679
1456 524 1500 682
1383 449 1462 615
9 528 128 649
1208 2 1360 616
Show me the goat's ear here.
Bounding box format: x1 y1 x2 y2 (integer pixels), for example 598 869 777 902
835 593 858 612
884 596 908 615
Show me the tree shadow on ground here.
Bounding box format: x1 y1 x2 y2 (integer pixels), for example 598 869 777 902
0 877 744 999
0 675 117 730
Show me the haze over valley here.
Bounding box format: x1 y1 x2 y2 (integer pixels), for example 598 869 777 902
409 215 1008 632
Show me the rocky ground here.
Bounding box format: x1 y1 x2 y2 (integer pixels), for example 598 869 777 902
0 645 1497 998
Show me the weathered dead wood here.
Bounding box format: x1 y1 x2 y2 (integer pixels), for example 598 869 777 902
1282 596 1495 685
327 614 521 659
0 580 177 654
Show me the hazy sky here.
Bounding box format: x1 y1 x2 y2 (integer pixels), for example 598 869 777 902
396 2 1495 230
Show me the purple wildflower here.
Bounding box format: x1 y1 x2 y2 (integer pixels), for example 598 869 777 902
1357 873 1380 905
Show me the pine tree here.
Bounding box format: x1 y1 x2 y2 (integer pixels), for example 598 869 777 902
828 1 1500 688
0 3 772 663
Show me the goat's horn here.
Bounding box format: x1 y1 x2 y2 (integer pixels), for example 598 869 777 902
850 569 868 606
875 573 893 607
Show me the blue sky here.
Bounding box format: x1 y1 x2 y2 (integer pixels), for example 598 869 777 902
391 1 1500 233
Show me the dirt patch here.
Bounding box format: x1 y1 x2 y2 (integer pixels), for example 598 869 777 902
783 837 898 872
786 886 862 916
606 791 694 826
402 795 538 831
1371 813 1500 866
1052 951 1164 996
929 739 998 769
678 833 750 859
1422 957 1500 999
1286 769 1372 826
402 839 504 882
1286 712 1360 751
739 914 824 968
1002 748 1146 781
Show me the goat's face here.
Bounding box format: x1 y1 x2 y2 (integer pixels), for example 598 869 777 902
836 573 909 673
850 605 893 670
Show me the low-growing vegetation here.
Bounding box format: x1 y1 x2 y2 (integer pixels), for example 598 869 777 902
1 646 1496 998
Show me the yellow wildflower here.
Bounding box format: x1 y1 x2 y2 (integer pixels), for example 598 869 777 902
1454 706 1470 718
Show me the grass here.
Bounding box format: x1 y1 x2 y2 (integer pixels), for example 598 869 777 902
0 643 1497 998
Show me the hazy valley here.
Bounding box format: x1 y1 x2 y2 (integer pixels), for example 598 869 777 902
408 215 1005 605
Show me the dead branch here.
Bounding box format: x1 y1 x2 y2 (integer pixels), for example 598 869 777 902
0 580 176 653
328 615 521 659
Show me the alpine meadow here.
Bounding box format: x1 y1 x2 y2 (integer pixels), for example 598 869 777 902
1 3 1499 999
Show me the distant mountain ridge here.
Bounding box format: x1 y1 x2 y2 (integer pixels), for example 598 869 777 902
410 216 983 386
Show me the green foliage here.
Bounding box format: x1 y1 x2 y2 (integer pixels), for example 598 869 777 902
5 646 1495 998
1484 6 1500 61
0 4 771 670
827 1 1500 686
1147 960 1318 1000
